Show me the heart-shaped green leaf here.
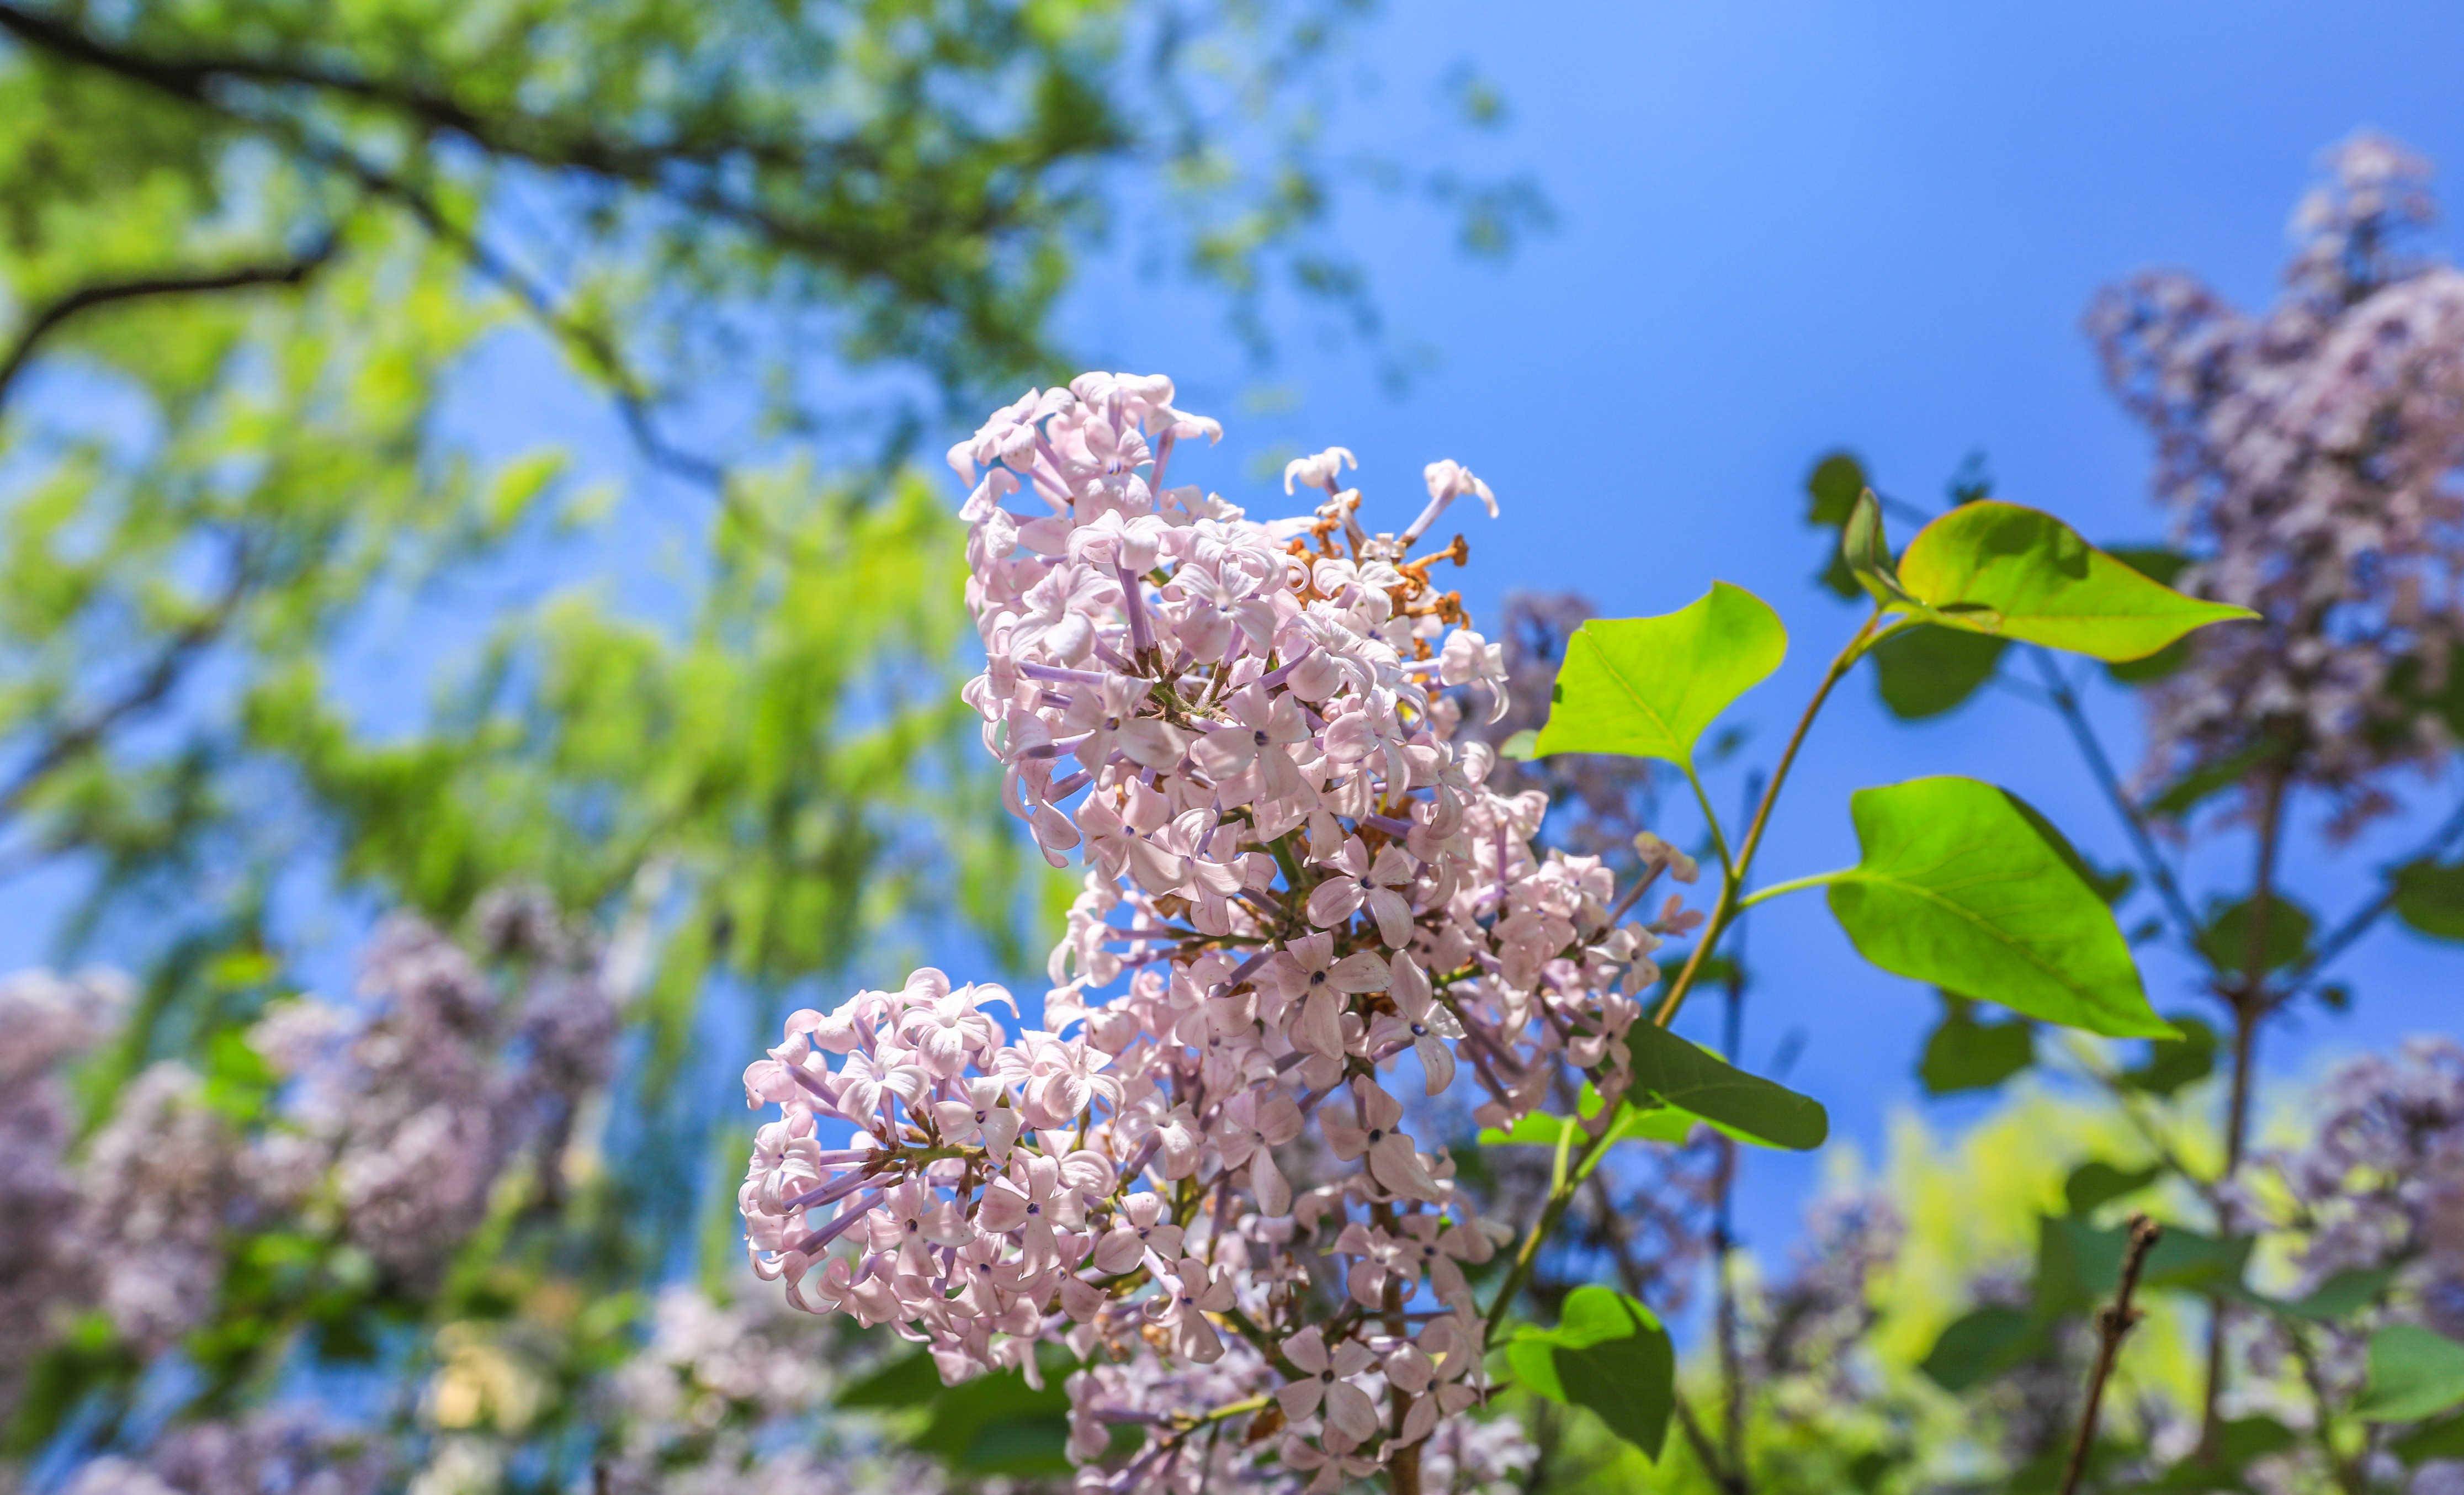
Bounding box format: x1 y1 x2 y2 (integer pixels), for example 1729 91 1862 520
1530 582 1786 771
1893 501 2254 661
1507 1286 1674 1459
1820 777 2174 1038
2358 1325 2464 1423
1625 1022 1828 1150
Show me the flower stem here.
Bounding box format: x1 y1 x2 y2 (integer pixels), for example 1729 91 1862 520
1653 609 1883 1029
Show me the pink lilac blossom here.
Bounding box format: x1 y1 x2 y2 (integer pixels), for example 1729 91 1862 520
2088 134 2464 829
2204 1040 2464 1494
741 374 1668 1488
0 971 124 1407
58 1410 385 1495
2234 1038 2464 1399
70 1060 249 1352
252 910 616 1283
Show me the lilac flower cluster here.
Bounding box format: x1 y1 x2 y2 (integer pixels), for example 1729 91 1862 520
71 1061 251 1352
741 374 1670 1488
2088 134 2464 826
252 908 616 1283
2233 1037 2464 1413
597 1287 954 1495
0 971 126 1404
59 1409 385 1495
3 897 619 1493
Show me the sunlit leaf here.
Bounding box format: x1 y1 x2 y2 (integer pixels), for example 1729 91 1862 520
1820 777 2174 1038
1530 583 1787 771
1893 501 2255 661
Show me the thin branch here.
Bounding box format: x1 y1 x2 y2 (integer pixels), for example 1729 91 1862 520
1713 771 1764 1495
2278 787 2464 999
1655 612 1883 1028
0 2 1053 310
2200 766 2289 1456
0 236 338 406
264 126 826 564
2028 647 2205 952
0 538 256 824
2059 1213 2163 1495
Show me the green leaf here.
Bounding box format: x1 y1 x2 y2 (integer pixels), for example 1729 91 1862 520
1626 1021 1829 1150
1508 1286 1674 1459
1917 1000 2035 1095
1841 490 1916 607
1893 502 2255 661
1868 625 2008 720
2063 1161 2162 1217
1477 1086 1701 1171
834 1350 942 1409
2101 547 2200 683
2195 894 2314 974
2357 1325 2464 1422
1920 1305 2041 1392
1497 728 1539 760
2118 1014 2217 1098
2394 858 2464 942
1805 452 1870 600
1821 777 2174 1038
2394 1412 2464 1465
1805 451 1869 527
2233 1265 2401 1324
1530 584 1787 771
916 1359 1076 1475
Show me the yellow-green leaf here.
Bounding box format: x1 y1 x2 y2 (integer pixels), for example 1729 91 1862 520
1894 501 2254 661
1529 582 1786 770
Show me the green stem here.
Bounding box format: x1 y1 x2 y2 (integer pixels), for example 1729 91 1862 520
1653 609 1883 1029
1683 762 1737 879
1733 871 1839 910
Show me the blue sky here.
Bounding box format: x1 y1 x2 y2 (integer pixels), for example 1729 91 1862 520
1061 1 2464 1250
13 1 2464 1274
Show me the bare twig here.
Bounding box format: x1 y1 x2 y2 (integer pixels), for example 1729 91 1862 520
2059 1213 2164 1495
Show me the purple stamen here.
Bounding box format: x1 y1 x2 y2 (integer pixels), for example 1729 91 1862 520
788 1190 881 1255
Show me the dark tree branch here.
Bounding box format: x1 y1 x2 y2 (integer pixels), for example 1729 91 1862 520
0 539 257 824
0 237 337 406
2060 1214 2163 1495
0 1 1032 299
